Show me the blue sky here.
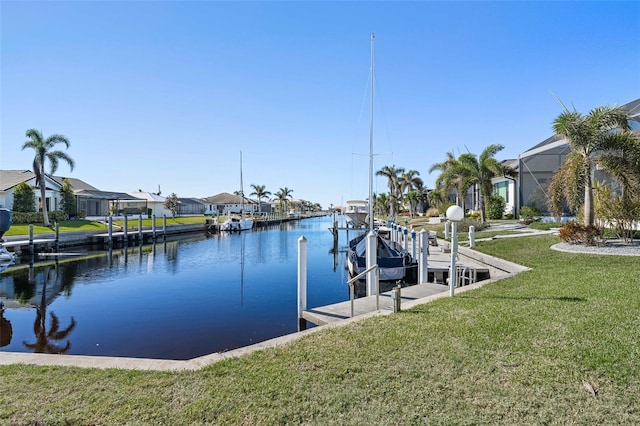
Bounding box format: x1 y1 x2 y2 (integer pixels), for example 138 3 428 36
2 1 639 209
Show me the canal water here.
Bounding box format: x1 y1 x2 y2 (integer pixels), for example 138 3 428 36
0 216 366 360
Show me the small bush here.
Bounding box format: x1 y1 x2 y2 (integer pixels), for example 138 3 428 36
519 205 542 224
426 207 440 217
487 195 506 220
558 221 602 245
505 213 515 220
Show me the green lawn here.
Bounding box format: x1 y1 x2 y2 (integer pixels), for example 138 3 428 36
3 216 209 236
1 234 639 424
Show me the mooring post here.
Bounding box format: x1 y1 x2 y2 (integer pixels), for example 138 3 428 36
163 215 167 240
297 235 307 331
123 215 128 244
152 214 156 240
403 227 409 253
29 224 34 255
55 222 59 250
366 231 377 296
138 215 143 243
419 229 429 283
444 221 450 240
392 285 401 312
108 216 113 246
469 225 475 248
411 229 417 260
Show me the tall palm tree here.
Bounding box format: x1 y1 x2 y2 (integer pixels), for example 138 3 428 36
376 165 405 219
249 184 271 213
399 170 423 214
456 144 516 223
429 152 466 209
273 187 294 213
548 104 639 227
22 129 75 227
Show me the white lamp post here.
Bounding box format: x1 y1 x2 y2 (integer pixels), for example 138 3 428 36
446 205 464 297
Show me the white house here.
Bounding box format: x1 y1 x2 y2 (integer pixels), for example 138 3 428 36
1 170 65 213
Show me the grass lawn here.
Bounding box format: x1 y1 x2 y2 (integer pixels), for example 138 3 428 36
1 235 639 424
3 216 209 236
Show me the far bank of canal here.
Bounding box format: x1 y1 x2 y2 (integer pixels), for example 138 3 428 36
0 216 360 360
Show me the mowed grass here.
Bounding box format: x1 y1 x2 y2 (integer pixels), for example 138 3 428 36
1 235 639 424
3 216 209 236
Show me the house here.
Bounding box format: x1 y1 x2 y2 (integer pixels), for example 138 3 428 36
490 159 519 216
178 198 206 216
513 97 640 218
125 191 172 217
0 170 64 212
201 193 258 215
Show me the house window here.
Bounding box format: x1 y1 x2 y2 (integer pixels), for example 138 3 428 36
494 181 509 203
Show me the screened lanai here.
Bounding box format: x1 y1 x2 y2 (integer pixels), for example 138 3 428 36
516 98 640 218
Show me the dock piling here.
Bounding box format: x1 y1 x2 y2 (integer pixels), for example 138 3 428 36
297 236 308 331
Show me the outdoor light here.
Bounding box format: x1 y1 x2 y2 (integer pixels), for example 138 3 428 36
446 205 464 296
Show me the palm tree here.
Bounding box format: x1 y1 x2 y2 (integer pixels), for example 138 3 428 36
372 192 390 217
429 152 466 209
273 187 294 213
399 170 423 215
548 104 639 227
22 129 75 227
249 184 271 213
376 165 405 219
456 144 516 223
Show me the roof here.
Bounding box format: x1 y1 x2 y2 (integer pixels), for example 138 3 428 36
126 192 166 202
53 176 98 191
179 198 205 205
520 98 640 159
75 189 145 201
202 192 256 205
0 170 37 191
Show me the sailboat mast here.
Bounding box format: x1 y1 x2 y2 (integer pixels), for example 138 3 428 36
368 32 375 231
240 150 244 215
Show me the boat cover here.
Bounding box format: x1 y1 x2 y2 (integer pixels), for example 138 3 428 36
348 233 408 281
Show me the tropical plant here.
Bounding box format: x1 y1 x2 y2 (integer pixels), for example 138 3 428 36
372 192 390 217
456 144 516 223
12 182 36 213
547 104 640 227
164 193 180 218
249 184 271 213
593 182 640 242
428 152 469 211
59 178 76 217
376 165 405 219
21 129 75 227
273 187 294 213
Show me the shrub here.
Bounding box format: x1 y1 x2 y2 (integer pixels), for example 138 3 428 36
486 195 506 220
11 211 68 225
12 182 36 213
505 213 515 220
558 221 602 245
519 205 542 224
426 207 440 217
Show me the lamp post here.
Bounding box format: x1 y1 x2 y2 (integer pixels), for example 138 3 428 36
446 205 464 297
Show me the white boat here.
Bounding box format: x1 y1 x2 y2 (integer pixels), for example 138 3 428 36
344 200 369 228
346 33 411 283
221 151 254 232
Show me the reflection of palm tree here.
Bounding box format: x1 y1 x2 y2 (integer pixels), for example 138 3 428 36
23 307 76 354
22 276 76 354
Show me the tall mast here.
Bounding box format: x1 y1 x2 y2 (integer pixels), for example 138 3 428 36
240 150 244 215
368 32 375 231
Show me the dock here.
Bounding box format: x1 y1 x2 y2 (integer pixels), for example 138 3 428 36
302 282 449 326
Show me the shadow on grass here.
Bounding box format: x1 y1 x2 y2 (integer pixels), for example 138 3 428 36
459 294 586 302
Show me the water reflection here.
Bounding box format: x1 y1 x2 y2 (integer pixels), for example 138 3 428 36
0 217 351 359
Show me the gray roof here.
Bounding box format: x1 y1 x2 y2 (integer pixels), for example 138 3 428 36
179 198 206 205
75 189 144 201
201 192 256 205
0 170 37 191
520 98 640 158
